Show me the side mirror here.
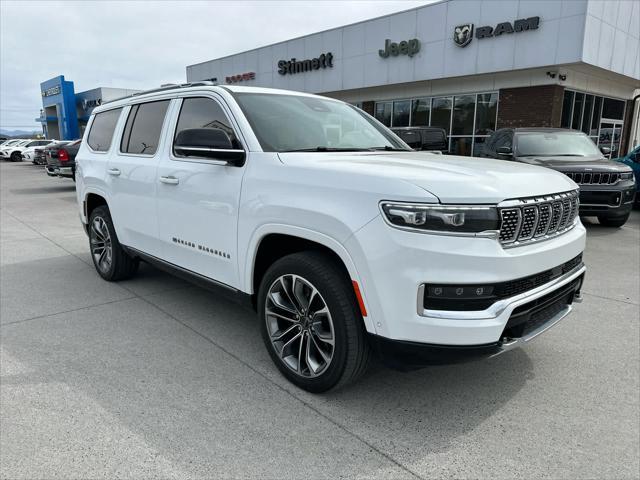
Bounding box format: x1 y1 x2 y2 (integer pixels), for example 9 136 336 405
496 146 513 157
632 153 640 163
174 128 245 166
599 146 611 156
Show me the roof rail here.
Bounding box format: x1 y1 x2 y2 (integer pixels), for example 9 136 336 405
130 81 217 97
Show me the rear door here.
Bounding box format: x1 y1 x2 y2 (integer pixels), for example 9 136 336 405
105 99 172 256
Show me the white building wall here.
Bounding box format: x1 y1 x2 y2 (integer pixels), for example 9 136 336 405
186 0 639 97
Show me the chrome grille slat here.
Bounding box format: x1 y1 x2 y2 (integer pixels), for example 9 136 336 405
534 204 552 237
499 190 579 248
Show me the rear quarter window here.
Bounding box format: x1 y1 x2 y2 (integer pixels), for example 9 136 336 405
87 108 123 152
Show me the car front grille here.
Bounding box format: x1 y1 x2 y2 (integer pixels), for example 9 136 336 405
565 171 620 185
498 190 579 247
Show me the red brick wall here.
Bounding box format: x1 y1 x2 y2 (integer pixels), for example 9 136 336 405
362 101 375 116
497 85 565 129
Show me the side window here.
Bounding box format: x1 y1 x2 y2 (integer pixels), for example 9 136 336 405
173 97 241 156
120 100 170 155
87 108 123 152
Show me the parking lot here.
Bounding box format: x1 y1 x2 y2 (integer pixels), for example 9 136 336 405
0 160 638 479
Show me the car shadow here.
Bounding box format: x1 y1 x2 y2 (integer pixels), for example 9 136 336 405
1 259 532 478
124 263 533 462
10 185 76 195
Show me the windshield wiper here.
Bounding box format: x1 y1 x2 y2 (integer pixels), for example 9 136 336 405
369 146 410 151
281 147 373 152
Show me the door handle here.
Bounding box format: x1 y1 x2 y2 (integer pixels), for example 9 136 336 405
159 175 179 185
107 168 121 176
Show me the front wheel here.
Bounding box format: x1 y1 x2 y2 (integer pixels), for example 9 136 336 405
10 152 21 162
89 206 138 281
258 251 371 393
598 213 630 228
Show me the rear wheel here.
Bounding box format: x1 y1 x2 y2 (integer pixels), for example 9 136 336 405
258 251 371 392
89 206 138 281
598 213 630 228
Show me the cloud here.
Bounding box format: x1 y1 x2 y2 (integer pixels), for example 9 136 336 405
0 0 429 130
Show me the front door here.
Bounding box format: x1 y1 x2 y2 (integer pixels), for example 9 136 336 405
155 95 246 289
105 99 171 257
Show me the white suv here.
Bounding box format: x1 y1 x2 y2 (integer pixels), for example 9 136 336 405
76 83 586 392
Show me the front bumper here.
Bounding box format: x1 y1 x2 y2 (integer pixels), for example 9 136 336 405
345 214 586 349
370 276 582 368
578 184 635 215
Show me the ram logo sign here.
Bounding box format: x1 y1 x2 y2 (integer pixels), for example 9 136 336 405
453 16 540 47
453 24 474 47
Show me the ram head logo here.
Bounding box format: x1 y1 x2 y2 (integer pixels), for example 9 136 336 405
454 24 474 47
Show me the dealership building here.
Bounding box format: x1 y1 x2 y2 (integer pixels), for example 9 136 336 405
187 0 640 156
36 75 140 140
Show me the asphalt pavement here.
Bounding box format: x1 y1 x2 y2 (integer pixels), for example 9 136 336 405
1 160 638 479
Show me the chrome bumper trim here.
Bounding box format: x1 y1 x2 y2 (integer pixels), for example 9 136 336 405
417 264 586 320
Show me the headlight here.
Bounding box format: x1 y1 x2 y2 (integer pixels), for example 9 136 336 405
380 202 500 234
620 172 634 181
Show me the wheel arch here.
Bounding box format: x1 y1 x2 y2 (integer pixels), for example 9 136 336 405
84 191 109 223
244 225 375 333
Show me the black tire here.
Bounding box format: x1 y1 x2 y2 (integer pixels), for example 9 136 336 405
258 251 371 393
88 205 138 281
10 152 21 162
598 213 630 228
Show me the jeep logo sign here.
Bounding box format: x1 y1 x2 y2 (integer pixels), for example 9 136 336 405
454 16 540 47
379 38 421 58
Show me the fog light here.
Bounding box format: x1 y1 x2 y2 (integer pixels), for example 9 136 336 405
424 284 498 311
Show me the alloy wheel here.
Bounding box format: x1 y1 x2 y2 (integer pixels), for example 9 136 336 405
90 216 113 273
265 274 335 377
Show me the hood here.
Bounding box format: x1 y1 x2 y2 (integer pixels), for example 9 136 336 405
515 154 633 172
278 151 577 203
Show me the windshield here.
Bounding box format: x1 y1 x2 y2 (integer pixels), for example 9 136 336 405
234 92 408 152
516 131 602 158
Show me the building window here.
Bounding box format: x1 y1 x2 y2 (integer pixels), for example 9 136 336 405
581 94 594 135
602 98 625 120
392 100 411 127
452 95 475 136
374 92 498 155
571 92 584 130
431 97 452 135
561 89 627 152
375 102 392 127
561 90 574 128
411 98 429 126
475 93 497 135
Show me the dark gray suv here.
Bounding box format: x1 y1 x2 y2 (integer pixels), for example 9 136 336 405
480 128 636 227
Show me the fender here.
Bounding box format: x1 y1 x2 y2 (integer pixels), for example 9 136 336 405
243 223 377 334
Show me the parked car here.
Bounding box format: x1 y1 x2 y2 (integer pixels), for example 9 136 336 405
45 140 81 180
20 140 57 163
390 126 448 153
614 145 640 206
0 139 31 161
76 84 586 392
33 141 70 165
480 128 635 227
